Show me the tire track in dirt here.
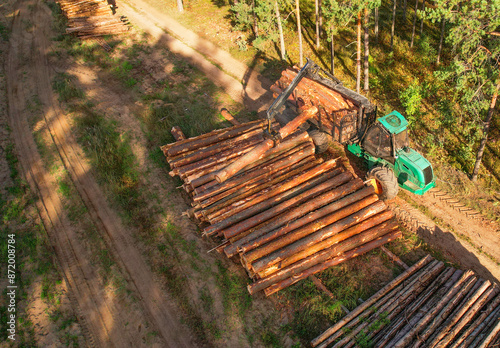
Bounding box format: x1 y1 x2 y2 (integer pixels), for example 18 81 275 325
29 1 195 347
390 198 500 283
7 3 133 347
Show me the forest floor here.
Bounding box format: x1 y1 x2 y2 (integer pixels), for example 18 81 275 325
0 0 498 347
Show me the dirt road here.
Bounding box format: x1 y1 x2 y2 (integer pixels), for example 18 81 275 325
7 1 195 346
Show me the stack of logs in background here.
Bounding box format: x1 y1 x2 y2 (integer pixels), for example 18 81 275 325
312 255 500 348
56 0 128 38
272 69 359 143
162 119 401 295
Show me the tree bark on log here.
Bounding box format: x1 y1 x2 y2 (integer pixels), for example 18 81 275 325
400 273 479 347
377 269 466 346
205 160 322 221
437 286 497 347
262 230 402 296
166 120 264 157
262 216 397 278
375 268 460 347
215 106 317 183
222 171 353 239
193 141 312 194
203 158 339 235
318 259 440 348
250 199 385 274
241 186 377 262
332 261 446 348
449 294 500 348
426 280 491 347
227 182 370 258
195 146 314 204
311 254 434 347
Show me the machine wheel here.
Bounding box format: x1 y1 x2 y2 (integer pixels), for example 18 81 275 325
366 166 399 201
308 130 332 154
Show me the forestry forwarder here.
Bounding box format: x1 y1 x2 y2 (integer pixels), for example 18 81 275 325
269 59 435 200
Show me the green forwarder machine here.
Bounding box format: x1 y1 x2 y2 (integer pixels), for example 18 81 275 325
270 59 435 200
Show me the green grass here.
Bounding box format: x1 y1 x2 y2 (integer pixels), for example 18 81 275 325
0 141 59 345
52 73 85 102
215 260 252 320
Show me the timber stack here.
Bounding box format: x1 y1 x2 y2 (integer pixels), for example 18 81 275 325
56 0 129 38
162 111 401 296
312 255 500 348
272 68 360 143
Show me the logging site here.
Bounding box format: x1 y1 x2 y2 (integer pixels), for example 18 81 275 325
0 0 499 347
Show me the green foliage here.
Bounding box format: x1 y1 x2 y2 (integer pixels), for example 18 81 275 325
112 60 138 88
52 73 85 102
215 260 252 319
398 80 427 126
0 22 9 41
261 330 282 347
230 2 253 32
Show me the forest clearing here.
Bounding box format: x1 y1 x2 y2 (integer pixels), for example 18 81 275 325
0 0 499 347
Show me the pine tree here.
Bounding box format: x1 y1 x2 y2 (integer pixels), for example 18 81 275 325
274 0 286 60
390 0 397 50
296 0 304 66
429 0 500 180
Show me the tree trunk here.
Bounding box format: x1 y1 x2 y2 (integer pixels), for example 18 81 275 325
364 7 369 92
319 0 323 38
296 0 303 66
330 32 335 74
420 0 425 35
315 0 320 48
275 0 286 60
357 12 361 93
403 0 407 22
252 0 259 36
391 0 397 50
411 0 418 47
375 7 379 43
176 0 184 12
471 78 500 181
437 17 445 64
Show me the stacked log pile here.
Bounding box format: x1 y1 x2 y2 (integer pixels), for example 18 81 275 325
312 255 500 348
272 68 359 143
56 0 129 38
162 118 401 295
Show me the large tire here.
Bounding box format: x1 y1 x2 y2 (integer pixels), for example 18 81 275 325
308 130 332 154
367 166 399 201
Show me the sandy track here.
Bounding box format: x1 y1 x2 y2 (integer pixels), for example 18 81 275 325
7 3 134 347
7 1 195 347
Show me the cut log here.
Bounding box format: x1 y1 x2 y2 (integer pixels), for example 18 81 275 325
214 106 318 183
222 171 353 240
224 181 369 258
311 254 434 347
262 230 402 296
250 198 386 274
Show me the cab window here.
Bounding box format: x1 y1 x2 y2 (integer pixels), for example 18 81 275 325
362 125 393 163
